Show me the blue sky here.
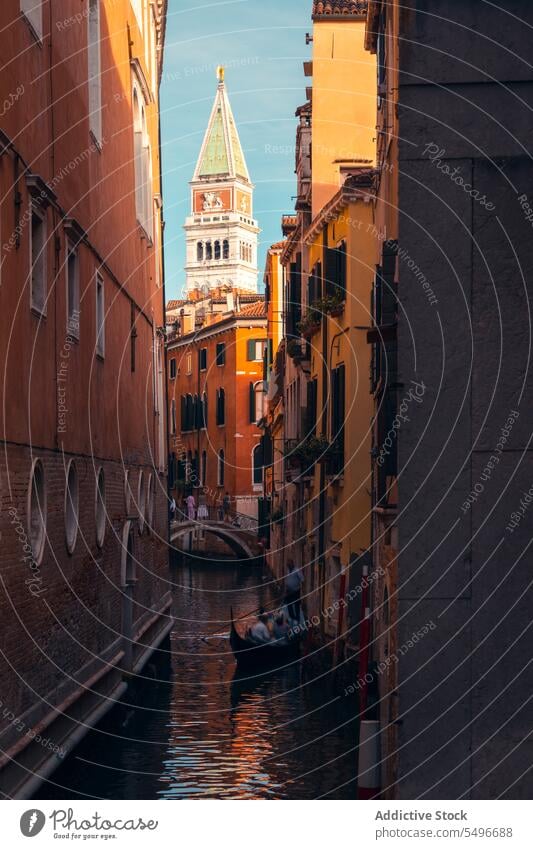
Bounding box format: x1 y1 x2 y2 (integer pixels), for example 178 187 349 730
160 0 310 299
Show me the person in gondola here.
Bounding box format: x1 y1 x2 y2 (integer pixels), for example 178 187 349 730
248 609 271 644
273 613 289 642
284 560 303 623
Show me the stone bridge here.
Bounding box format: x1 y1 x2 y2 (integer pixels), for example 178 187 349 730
170 511 262 560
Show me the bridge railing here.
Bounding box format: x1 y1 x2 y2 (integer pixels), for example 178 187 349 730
171 503 259 533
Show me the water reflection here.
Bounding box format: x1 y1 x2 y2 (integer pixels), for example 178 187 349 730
36 560 358 800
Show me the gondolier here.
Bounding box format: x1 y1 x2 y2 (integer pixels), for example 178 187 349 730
284 560 303 623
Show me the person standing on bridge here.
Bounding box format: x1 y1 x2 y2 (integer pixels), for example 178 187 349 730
186 492 196 521
197 494 209 521
169 496 176 522
223 492 231 523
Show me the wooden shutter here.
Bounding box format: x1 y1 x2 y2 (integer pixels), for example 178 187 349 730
247 339 256 360
249 382 256 423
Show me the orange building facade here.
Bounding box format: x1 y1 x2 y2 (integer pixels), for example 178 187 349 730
167 296 267 518
0 0 169 797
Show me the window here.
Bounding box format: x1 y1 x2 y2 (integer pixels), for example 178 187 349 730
214 240 221 260
247 339 267 362
216 342 226 366
124 470 132 514
146 473 155 531
330 363 346 474
20 0 42 40
201 450 207 486
206 241 212 261
170 399 176 434
28 459 46 565
169 357 177 380
65 460 79 554
30 205 46 314
96 273 105 357
216 388 225 425
217 450 225 486
138 470 146 533
249 381 266 425
66 241 80 337
88 0 102 145
325 242 347 299
95 467 106 548
201 392 208 429
197 242 203 262
133 83 152 238
186 352 192 374
199 347 207 371
223 239 229 260
252 444 264 487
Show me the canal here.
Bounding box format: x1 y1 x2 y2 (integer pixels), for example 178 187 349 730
36 558 359 800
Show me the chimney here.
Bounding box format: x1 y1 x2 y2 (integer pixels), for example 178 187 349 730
226 291 234 312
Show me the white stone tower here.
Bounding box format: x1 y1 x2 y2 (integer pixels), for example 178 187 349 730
184 67 259 294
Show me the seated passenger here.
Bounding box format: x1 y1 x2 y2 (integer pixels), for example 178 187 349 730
249 611 271 644
273 614 289 641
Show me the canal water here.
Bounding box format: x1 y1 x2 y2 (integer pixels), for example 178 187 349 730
36 559 359 800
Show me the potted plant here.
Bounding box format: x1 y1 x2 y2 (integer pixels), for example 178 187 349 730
286 338 305 361
297 307 321 338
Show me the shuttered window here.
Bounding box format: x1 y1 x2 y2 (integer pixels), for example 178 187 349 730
325 242 347 298
330 364 345 474
216 388 225 425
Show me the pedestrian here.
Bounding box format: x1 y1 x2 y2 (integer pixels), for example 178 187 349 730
223 491 231 522
284 560 303 623
197 494 209 521
186 492 196 521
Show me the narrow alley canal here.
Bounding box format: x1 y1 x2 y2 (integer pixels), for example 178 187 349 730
36 559 359 800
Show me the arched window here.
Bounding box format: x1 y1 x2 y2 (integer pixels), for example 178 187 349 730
216 388 225 425
217 450 225 486
206 241 212 261
252 444 264 486
202 391 208 429
146 473 155 532
95 467 106 548
201 450 207 486
121 521 136 586
223 239 229 259
193 451 199 487
65 460 79 554
214 240 221 260
28 459 47 565
197 242 203 261
249 380 266 424
137 470 146 534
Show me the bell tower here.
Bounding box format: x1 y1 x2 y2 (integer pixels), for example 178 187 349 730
184 68 259 294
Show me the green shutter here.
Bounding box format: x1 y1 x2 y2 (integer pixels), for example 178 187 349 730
247 339 255 360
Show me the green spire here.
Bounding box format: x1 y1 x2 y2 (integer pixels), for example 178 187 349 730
194 71 250 183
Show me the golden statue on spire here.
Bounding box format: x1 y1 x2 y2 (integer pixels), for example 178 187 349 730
216 65 225 84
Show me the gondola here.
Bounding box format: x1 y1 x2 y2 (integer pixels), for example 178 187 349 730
229 608 302 669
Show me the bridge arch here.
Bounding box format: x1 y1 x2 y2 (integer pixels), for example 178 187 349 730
170 522 258 560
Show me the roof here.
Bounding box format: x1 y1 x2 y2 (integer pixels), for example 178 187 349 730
193 74 250 183
312 0 369 18
166 299 187 311
238 301 266 318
